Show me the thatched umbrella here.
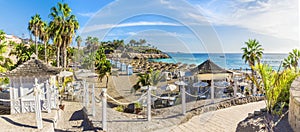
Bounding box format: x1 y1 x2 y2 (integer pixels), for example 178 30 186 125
191 59 233 99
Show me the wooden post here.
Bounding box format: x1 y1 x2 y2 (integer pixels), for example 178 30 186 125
211 79 214 99
20 77 25 113
85 83 89 107
92 84 96 117
102 88 107 131
46 80 51 113
53 84 57 108
234 78 237 97
34 78 43 129
147 86 151 121
181 85 186 115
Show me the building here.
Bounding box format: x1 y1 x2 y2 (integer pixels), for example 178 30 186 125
3 34 22 44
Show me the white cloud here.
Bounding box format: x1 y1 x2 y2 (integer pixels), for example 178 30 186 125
195 0 299 41
83 21 181 33
78 12 96 17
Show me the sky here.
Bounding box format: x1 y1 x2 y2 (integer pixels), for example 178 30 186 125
0 0 298 53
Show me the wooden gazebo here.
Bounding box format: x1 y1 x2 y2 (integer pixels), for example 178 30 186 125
2 54 62 114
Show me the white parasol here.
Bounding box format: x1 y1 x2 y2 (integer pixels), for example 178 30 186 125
192 82 208 88
57 71 73 77
175 80 187 86
161 84 177 91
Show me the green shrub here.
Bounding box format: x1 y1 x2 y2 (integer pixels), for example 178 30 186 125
255 64 299 114
115 105 124 112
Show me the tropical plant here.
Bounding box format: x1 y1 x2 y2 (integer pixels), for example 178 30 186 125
255 64 299 114
49 2 79 68
40 21 50 63
75 35 82 50
95 47 111 88
0 31 13 84
241 39 264 93
28 14 43 56
9 43 34 65
129 39 136 47
283 49 300 71
132 69 164 92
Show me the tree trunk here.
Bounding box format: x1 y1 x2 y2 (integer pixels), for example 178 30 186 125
56 46 60 67
35 34 38 57
106 75 109 88
63 44 67 69
44 42 47 63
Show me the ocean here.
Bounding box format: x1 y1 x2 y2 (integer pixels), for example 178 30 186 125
150 53 288 71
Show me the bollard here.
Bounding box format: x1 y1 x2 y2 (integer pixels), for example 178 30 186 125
46 80 51 113
234 78 237 98
34 78 43 129
102 88 107 131
92 84 95 117
181 85 186 115
147 86 151 121
211 79 215 99
86 83 89 106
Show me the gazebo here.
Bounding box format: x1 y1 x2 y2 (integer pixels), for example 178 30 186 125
192 59 233 99
3 54 62 114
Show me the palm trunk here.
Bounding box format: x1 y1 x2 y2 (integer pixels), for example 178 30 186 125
106 74 109 88
35 36 38 57
56 46 60 67
44 42 47 63
63 44 67 69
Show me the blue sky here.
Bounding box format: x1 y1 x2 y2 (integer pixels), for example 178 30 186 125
0 0 298 53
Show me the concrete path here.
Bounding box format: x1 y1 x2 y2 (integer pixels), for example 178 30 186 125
160 101 266 132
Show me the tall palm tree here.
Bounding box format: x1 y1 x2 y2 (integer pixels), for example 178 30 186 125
95 47 111 88
139 39 146 46
129 39 136 47
28 14 43 56
40 21 50 63
241 39 264 93
75 35 82 50
283 49 300 70
49 2 79 68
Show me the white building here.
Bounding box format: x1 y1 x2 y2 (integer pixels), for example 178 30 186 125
4 34 22 44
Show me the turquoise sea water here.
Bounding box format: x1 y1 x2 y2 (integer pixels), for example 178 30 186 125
150 53 288 71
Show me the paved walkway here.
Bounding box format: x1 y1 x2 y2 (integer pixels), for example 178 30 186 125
158 101 266 132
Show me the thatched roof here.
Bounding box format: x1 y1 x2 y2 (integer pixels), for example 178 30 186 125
192 59 232 74
3 56 62 77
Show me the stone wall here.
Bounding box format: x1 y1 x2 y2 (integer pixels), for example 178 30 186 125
289 77 300 131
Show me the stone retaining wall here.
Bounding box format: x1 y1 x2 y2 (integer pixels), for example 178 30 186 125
289 77 300 131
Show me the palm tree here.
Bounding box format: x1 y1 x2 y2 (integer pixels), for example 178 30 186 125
75 35 82 50
49 2 79 68
129 39 136 47
85 36 93 50
133 69 164 92
95 47 111 88
283 49 300 71
40 21 50 63
139 39 146 46
9 43 35 65
28 14 43 57
241 39 264 93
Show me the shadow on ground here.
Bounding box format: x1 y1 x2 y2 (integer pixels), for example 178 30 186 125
1 116 37 129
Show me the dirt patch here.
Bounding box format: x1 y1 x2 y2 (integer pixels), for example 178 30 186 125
236 108 293 132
